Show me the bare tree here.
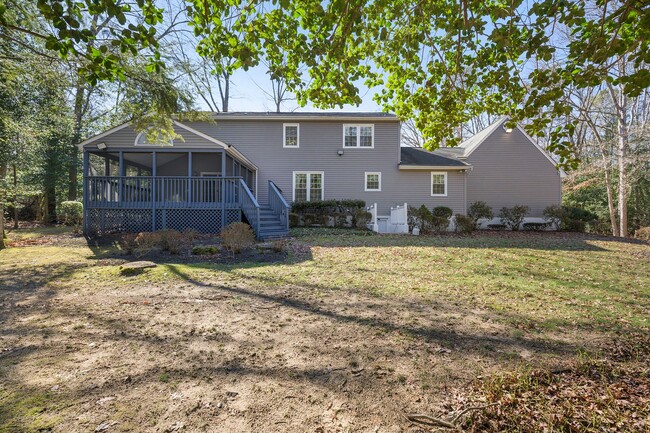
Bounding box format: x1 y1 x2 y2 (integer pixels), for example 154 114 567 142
401 119 423 147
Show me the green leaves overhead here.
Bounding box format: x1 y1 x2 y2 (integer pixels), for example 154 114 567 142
187 0 648 169
21 0 164 84
3 0 648 169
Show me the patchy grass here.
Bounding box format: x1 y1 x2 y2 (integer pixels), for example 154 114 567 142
0 226 648 432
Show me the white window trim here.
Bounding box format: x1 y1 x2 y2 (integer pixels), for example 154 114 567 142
283 123 300 148
134 131 173 146
200 171 221 177
364 172 381 192
430 171 448 197
292 171 324 202
342 124 374 148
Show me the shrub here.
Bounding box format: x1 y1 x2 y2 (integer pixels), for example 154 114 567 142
563 206 598 223
523 222 550 231
192 245 219 255
564 219 586 232
331 212 347 227
487 223 506 230
291 199 366 228
454 214 475 234
158 230 185 254
131 231 162 257
302 213 317 227
353 209 372 229
120 233 139 255
543 205 564 230
499 205 529 231
431 207 452 232
635 226 650 241
182 228 200 242
59 201 83 226
588 220 611 236
432 206 453 219
221 222 255 254
407 206 420 232
416 205 435 234
468 201 493 226
291 199 365 214
289 213 300 228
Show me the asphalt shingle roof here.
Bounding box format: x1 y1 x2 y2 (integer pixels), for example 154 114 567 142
400 146 469 167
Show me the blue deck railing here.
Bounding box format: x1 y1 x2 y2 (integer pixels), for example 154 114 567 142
239 179 260 238
87 176 242 209
268 180 290 231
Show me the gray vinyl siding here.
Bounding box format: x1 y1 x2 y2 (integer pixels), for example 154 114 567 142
464 126 561 216
82 119 467 213
186 120 465 214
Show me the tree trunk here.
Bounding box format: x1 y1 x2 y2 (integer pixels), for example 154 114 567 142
0 202 5 249
617 121 628 237
12 163 18 229
603 161 619 236
69 75 85 200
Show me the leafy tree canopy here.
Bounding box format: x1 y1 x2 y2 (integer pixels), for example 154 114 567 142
3 0 648 169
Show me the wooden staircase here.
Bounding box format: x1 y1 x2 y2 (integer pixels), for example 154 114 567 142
258 206 289 240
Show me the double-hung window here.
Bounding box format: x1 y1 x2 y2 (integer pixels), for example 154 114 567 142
293 171 323 202
343 124 374 148
283 123 299 148
430 172 447 196
364 172 381 191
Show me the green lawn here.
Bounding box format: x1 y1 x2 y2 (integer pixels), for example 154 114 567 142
0 227 648 432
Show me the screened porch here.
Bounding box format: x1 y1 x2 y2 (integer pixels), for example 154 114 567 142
83 149 260 235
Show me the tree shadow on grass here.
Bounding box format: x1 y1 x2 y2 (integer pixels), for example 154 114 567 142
164 264 579 359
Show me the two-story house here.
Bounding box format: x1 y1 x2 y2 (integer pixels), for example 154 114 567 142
79 112 562 239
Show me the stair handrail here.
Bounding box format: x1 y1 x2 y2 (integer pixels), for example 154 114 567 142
239 179 261 238
268 180 290 231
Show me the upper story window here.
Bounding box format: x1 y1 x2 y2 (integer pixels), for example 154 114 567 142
283 123 299 148
343 124 374 148
431 172 447 196
134 130 173 146
365 172 381 191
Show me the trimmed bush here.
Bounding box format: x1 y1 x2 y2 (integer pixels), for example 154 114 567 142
221 222 255 254
543 205 564 230
353 209 372 229
431 207 452 232
59 201 83 226
289 213 300 228
499 205 529 231
454 214 475 234
467 201 493 226
416 205 435 234
432 206 453 219
291 199 366 228
291 199 365 214
303 213 317 227
564 219 586 232
635 227 650 241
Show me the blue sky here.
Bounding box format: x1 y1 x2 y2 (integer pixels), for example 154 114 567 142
220 65 385 113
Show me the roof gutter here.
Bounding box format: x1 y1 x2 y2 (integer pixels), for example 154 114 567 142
398 164 471 171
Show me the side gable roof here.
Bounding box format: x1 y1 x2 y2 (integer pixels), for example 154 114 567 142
458 117 566 177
